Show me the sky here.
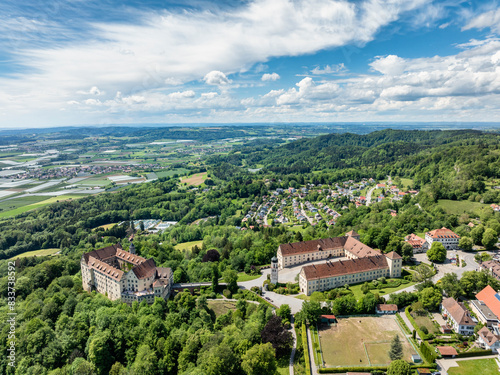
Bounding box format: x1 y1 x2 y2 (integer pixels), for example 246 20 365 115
1 0 500 128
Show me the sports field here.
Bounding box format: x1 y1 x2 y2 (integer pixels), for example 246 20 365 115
318 316 417 367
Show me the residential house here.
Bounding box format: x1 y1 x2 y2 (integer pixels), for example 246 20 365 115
404 233 429 253
441 297 476 335
480 261 500 282
375 304 398 314
477 326 500 352
470 299 499 327
476 286 500 321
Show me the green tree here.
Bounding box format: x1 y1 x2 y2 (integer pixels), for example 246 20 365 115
361 282 370 294
418 287 442 311
401 242 414 262
223 267 238 293
439 272 463 299
241 343 277 375
300 301 322 324
276 304 291 322
387 359 411 375
427 242 446 263
412 264 434 284
471 225 485 245
482 228 498 250
459 236 473 251
389 335 403 361
211 263 219 291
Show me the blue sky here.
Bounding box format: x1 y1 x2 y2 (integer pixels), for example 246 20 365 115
0 0 500 127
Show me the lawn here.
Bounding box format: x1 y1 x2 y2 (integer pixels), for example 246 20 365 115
437 199 489 215
236 273 261 282
207 300 237 317
8 248 60 260
181 172 207 186
95 223 118 230
174 240 203 252
318 316 417 367
448 358 499 375
411 313 439 335
400 178 414 190
349 279 416 300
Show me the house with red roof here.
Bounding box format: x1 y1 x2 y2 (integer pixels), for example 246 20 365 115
425 227 460 250
441 297 476 335
405 233 429 253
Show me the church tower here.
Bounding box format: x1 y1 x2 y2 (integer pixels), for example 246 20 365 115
271 256 279 284
129 241 136 255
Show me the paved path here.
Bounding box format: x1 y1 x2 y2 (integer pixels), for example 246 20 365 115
289 319 297 375
306 324 318 375
436 354 499 374
300 202 314 225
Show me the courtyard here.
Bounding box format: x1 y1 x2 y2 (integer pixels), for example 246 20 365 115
317 315 417 367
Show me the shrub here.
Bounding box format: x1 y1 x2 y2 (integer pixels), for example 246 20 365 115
420 326 429 335
223 289 232 299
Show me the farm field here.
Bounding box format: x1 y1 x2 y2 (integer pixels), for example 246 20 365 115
0 195 85 219
318 316 417 367
181 172 207 186
447 358 499 375
437 199 489 215
155 168 191 178
0 195 47 211
8 248 59 260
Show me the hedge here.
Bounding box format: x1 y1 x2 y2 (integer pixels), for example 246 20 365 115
455 349 492 358
302 324 311 375
420 340 438 363
396 312 411 334
317 364 437 373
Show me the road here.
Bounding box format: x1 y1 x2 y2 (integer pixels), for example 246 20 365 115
289 318 297 375
263 201 276 225
300 202 314 225
365 185 377 206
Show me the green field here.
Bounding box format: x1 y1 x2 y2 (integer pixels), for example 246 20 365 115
448 358 499 375
0 195 48 211
174 240 203 252
75 178 112 187
236 273 261 282
411 313 440 335
8 248 60 260
207 300 237 317
319 316 416 367
400 178 414 190
349 279 416 300
0 195 85 219
437 199 489 215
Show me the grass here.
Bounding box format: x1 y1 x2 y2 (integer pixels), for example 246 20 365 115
318 316 416 367
349 279 417 301
448 358 499 375
437 199 489 215
0 195 48 211
400 178 414 190
411 313 439 335
181 172 207 186
276 355 290 375
207 300 237 317
155 168 190 178
95 223 118 230
0 195 85 219
236 273 261 282
174 240 203 252
8 248 59 260
74 178 112 187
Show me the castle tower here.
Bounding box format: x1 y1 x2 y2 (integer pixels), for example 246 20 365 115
345 230 360 241
384 251 402 278
271 256 279 284
129 241 136 255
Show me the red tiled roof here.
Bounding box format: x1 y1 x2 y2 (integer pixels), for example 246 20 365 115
302 255 389 280
321 314 336 319
346 230 359 237
478 326 499 346
278 237 346 256
132 258 157 280
405 233 425 248
477 285 500 319
437 346 458 356
442 297 476 326
385 251 402 260
426 227 460 239
344 235 381 258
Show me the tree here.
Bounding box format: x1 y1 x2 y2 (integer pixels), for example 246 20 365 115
427 242 447 263
412 264 434 284
294 231 303 242
401 242 414 262
387 359 411 375
261 316 293 357
211 263 219 291
389 335 403 360
361 282 370 294
418 287 442 311
276 304 291 322
132 344 158 375
241 343 277 375
482 228 498 250
139 221 145 231
439 272 463 299
301 301 322 324
459 236 473 251
471 225 485 245
223 267 238 293
203 249 221 262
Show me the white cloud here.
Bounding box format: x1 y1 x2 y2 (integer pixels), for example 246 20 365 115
77 86 101 95
370 55 407 75
203 71 231 85
0 0 433 126
463 8 500 34
261 72 280 81
310 63 347 75
164 77 183 85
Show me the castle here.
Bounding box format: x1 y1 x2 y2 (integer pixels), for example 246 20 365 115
81 242 173 304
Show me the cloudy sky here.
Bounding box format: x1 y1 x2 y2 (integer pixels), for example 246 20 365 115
1 0 500 127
